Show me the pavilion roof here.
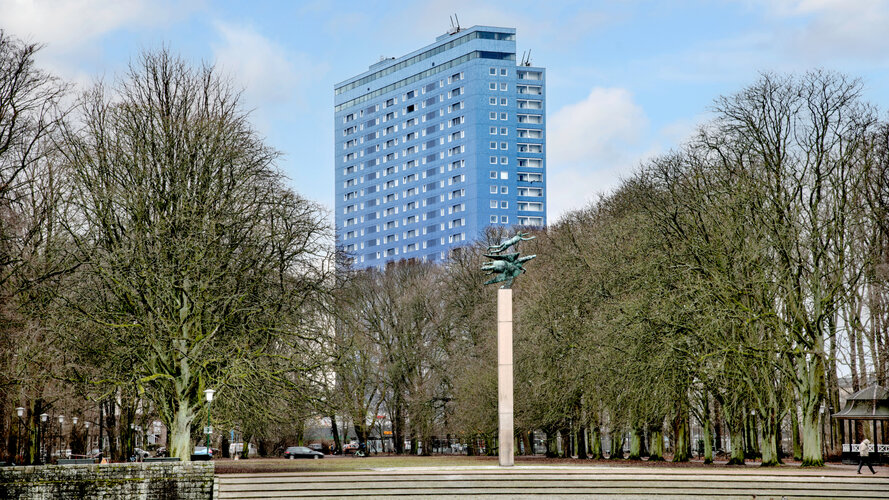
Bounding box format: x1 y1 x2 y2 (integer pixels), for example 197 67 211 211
832 384 889 420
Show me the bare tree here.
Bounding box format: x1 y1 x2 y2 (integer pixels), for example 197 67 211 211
58 49 331 460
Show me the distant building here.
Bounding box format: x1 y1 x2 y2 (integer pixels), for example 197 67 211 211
334 25 546 267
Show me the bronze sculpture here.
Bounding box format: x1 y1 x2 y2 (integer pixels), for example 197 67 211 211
482 232 536 288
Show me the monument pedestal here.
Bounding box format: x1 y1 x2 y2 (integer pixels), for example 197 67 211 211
497 288 514 467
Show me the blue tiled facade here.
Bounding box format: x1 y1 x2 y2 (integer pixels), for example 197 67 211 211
334 26 546 267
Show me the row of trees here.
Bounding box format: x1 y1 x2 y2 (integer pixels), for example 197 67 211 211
1 32 334 461
333 71 888 466
2 29 886 466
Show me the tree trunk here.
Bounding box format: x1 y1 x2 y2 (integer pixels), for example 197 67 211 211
545 431 558 458
393 403 405 454
797 353 826 467
521 431 532 456
221 433 230 458
421 433 431 456
240 434 252 459
576 426 588 459
330 415 341 454
789 407 802 460
672 414 690 462
104 399 119 462
609 430 623 459
726 410 745 465
628 426 643 460
169 402 195 460
759 413 779 467
702 418 713 464
799 411 823 467
648 427 664 461
485 434 495 456
589 426 603 459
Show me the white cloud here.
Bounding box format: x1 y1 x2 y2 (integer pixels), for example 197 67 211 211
1 0 201 88
546 88 649 220
0 0 195 48
211 21 329 125
761 0 889 62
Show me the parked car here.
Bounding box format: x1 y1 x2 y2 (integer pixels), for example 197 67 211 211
342 442 359 454
192 446 213 461
283 446 323 459
154 447 168 457
308 443 323 451
132 448 150 460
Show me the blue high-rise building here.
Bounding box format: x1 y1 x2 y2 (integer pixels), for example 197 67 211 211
334 25 546 267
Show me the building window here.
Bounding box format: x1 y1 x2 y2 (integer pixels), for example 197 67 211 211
500 98 507 105
500 156 508 164
490 185 498 194
489 67 497 75
500 112 508 120
489 82 497 90
500 171 509 179
490 156 497 164
501 68 508 76
490 141 497 149
489 112 497 120
501 201 508 209
500 142 508 150
489 97 497 105
500 83 508 91
490 171 498 179
490 126 498 134
491 215 498 223
501 215 508 223
490 200 498 208
501 186 508 194
500 127 508 135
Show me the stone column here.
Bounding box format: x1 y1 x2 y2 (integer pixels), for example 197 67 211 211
497 288 514 466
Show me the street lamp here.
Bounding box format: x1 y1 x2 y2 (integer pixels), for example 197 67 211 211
39 413 48 464
58 415 65 460
130 423 136 460
204 389 215 452
84 421 91 456
16 407 25 464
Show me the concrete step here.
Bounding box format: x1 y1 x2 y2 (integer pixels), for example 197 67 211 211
215 468 889 499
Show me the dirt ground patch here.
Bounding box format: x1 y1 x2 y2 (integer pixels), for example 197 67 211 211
213 454 871 475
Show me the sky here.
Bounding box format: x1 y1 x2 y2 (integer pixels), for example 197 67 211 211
2 0 889 222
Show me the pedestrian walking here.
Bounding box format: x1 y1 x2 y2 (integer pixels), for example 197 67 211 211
857 438 875 474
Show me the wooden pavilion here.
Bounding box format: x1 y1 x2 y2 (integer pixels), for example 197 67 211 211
831 384 889 464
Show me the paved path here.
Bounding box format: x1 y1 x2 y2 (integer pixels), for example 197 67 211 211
215 465 889 499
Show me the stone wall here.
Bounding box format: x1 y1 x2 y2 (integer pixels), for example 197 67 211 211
0 462 214 499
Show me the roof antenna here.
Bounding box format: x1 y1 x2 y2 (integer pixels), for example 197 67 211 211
448 14 462 35
523 49 532 66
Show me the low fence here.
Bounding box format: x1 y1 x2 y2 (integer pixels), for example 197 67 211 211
0 461 214 499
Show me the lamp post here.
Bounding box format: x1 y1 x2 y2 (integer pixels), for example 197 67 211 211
204 389 215 452
84 421 91 457
129 423 135 460
16 407 25 464
58 415 65 460
72 417 78 457
39 413 48 464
